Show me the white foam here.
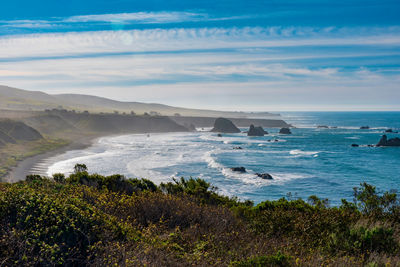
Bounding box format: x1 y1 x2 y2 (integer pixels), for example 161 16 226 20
345 136 360 140
289 149 320 156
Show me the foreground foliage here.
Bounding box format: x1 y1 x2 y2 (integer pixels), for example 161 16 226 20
1 166 400 266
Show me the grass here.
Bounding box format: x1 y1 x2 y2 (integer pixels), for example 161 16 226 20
0 138 69 179
1 167 400 266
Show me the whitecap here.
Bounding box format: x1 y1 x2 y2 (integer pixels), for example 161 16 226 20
289 149 320 156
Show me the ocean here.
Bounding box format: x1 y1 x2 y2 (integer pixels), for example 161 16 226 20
45 112 400 205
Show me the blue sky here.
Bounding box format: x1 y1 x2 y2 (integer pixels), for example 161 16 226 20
0 0 399 111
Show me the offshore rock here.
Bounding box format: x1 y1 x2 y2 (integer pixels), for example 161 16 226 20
211 118 241 133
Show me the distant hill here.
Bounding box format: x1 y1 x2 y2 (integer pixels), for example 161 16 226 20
0 85 279 118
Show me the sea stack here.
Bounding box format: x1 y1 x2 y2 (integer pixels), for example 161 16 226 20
376 135 400 147
211 118 241 133
279 127 292 134
247 125 268 136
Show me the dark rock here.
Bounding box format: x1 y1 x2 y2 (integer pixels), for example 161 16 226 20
211 118 241 133
317 125 329 129
217 134 222 137
279 127 292 134
330 126 338 129
231 167 246 173
247 124 268 136
360 126 370 129
351 144 359 147
233 146 243 150
385 129 393 133
256 173 273 180
376 135 400 147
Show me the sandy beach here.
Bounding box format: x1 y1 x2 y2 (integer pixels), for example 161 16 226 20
5 136 96 183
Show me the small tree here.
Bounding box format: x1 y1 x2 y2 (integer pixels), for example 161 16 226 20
74 164 88 174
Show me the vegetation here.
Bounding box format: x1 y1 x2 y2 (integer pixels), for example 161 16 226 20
1 166 400 266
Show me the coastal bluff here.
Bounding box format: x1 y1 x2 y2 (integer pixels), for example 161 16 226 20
0 119 42 147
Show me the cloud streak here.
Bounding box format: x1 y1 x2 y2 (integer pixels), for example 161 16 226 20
1 26 400 60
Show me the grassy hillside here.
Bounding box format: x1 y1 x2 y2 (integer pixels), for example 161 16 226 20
1 167 399 266
0 85 279 118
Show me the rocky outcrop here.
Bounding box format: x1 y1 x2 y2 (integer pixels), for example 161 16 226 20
360 126 370 129
279 127 292 134
170 116 292 128
247 125 268 136
256 173 273 180
376 135 400 147
385 129 398 133
231 167 246 173
351 144 359 147
317 125 329 129
211 118 241 133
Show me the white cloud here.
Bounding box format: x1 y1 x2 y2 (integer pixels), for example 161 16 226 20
0 24 399 110
0 26 400 60
64 11 208 24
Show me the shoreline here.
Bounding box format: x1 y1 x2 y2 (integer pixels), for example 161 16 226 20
5 136 97 183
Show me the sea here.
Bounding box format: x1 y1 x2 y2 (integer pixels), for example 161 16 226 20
44 112 400 205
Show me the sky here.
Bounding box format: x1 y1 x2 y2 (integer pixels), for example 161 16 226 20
0 0 400 111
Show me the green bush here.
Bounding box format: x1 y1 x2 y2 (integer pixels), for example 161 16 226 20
0 171 398 266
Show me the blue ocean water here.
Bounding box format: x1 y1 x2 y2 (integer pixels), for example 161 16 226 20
46 112 400 205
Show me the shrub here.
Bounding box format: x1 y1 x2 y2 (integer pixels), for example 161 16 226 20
52 173 65 183
230 251 291 267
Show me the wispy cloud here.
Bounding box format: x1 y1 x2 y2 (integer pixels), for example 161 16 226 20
1 26 400 60
0 19 399 110
64 11 208 24
0 11 255 33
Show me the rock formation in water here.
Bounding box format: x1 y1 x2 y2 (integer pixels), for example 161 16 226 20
376 135 400 147
247 125 268 136
360 126 370 129
211 118 241 133
317 125 329 129
231 167 246 173
256 173 273 179
279 127 292 134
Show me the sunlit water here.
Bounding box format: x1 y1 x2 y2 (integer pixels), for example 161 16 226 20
46 112 400 205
